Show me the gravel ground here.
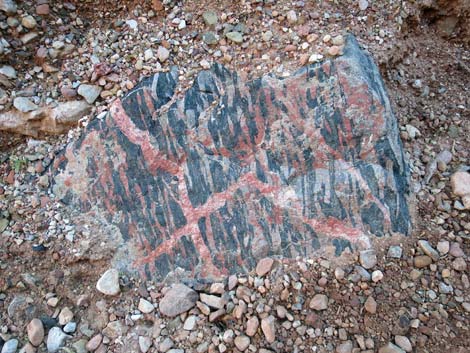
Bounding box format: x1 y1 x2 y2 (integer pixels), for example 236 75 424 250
0 0 469 352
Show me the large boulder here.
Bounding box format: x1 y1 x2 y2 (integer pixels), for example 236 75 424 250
53 36 410 281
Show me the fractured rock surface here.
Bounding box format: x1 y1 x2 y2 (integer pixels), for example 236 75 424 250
53 36 410 281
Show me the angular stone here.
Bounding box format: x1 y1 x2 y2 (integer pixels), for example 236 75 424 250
200 293 224 309
78 84 102 104
226 31 243 43
309 294 328 310
96 269 120 296
336 341 353 353
139 336 152 353
102 321 128 338
85 334 102 351
451 172 470 197
138 298 154 313
364 296 377 314
52 36 410 282
13 97 38 113
359 250 377 269
157 46 170 62
159 284 198 317
58 307 73 325
418 240 439 261
0 100 91 137
387 245 402 259
202 11 218 26
256 258 274 277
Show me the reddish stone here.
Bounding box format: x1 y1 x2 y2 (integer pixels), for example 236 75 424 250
5 170 14 184
152 0 164 11
36 4 50 15
60 86 77 99
285 44 296 52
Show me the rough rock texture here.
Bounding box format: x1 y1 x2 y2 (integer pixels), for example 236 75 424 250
53 36 410 281
0 101 91 137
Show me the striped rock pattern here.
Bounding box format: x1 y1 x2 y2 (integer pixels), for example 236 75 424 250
53 36 410 281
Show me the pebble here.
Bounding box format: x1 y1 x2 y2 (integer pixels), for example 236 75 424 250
202 11 218 26
226 32 243 43
27 318 44 346
138 298 154 313
394 336 412 352
159 337 174 352
144 48 154 61
452 258 467 271
414 255 432 268
96 268 120 296
418 240 439 261
359 250 377 269
364 296 377 314
0 65 16 79
1 339 18 353
203 32 218 45
13 97 38 112
371 270 384 282
309 294 328 310
139 336 152 353
36 4 49 15
358 0 369 11
308 53 324 63
58 307 73 325
183 315 197 330
246 316 259 336
328 45 341 56
85 334 102 351
379 342 406 353
77 84 102 104
46 327 69 353
387 245 402 259
449 242 464 257
336 341 353 353
256 257 274 277
0 0 17 14
159 284 198 317
437 240 450 255
332 35 345 46
157 46 170 62
262 31 273 42
261 315 276 343
21 15 37 29
63 322 76 333
200 293 224 309
334 267 345 280
450 171 470 197
234 335 250 351
286 10 297 24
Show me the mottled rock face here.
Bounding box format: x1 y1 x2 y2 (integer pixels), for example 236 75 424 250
53 36 410 282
